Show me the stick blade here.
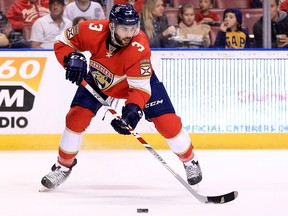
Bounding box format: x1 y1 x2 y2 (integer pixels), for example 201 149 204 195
206 191 238 204
39 186 55 192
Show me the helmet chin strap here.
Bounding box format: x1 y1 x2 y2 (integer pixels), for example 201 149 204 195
109 23 123 47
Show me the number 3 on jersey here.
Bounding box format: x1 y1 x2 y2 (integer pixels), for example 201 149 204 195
88 23 145 52
89 23 103 31
132 41 144 52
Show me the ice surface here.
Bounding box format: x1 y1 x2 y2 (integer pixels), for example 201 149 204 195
1 150 288 216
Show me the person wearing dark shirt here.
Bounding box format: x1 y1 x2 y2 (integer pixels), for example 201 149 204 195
0 11 31 48
253 0 288 48
214 8 250 48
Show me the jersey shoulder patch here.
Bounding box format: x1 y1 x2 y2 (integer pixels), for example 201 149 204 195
140 59 152 76
66 25 79 39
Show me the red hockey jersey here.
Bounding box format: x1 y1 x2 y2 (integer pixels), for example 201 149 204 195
54 19 152 109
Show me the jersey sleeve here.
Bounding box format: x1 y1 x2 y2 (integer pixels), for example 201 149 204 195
124 32 153 109
54 20 109 67
56 20 99 52
54 22 85 67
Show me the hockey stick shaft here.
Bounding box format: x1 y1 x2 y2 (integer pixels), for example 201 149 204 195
81 79 238 204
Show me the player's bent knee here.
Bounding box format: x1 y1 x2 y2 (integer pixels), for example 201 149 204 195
66 106 94 133
152 113 182 138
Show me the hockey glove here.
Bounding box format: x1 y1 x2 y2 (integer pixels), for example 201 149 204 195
111 103 143 135
64 52 87 85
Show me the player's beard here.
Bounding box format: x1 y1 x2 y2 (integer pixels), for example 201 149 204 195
115 33 132 47
120 37 132 46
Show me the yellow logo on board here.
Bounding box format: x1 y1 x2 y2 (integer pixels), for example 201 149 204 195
0 57 47 92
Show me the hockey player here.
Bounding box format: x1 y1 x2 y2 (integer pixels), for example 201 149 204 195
41 4 202 190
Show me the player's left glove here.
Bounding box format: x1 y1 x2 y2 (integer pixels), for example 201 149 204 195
111 103 143 135
64 52 87 85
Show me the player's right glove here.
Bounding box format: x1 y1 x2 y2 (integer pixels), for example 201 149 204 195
64 52 87 85
111 103 143 135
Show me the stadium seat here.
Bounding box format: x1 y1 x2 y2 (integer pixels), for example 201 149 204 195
172 0 200 8
0 1 4 13
165 8 179 26
0 0 14 13
214 0 250 9
210 8 225 21
209 26 220 47
23 24 32 41
242 8 263 35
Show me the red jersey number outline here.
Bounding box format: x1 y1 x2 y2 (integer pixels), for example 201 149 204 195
132 41 145 52
89 23 103 31
88 23 145 52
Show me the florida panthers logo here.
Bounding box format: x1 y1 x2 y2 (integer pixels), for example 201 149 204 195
90 60 114 90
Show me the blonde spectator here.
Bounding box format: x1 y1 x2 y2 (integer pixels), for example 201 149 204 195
140 0 176 48
175 3 211 48
30 0 72 48
63 0 105 21
6 0 50 33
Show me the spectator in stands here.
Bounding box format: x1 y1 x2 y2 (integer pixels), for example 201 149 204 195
63 0 105 21
253 0 288 48
0 11 31 48
30 0 72 48
0 33 9 47
140 0 176 48
195 0 221 26
174 3 211 48
6 0 50 33
72 16 87 26
113 0 145 14
214 8 250 48
250 0 263 8
280 0 288 13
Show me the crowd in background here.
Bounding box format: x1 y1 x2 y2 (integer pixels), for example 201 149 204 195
0 0 288 49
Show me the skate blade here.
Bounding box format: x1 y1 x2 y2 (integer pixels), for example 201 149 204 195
191 183 199 192
39 186 54 192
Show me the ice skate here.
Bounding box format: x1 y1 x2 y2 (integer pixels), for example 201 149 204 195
183 155 202 186
40 159 77 191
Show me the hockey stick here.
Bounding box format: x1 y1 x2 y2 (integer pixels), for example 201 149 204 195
81 79 238 204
